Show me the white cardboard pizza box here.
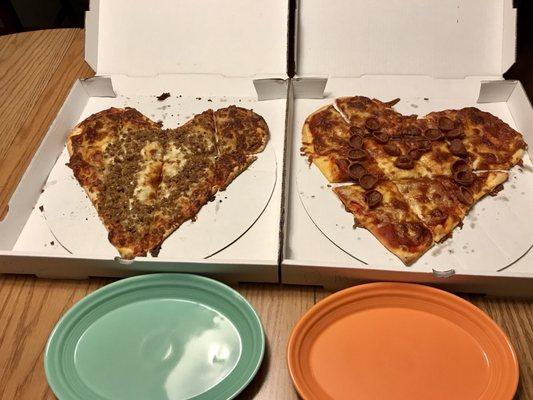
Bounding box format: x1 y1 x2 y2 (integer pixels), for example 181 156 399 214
282 0 533 295
0 0 290 283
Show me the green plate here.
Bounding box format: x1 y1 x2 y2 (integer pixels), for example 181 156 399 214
45 274 264 400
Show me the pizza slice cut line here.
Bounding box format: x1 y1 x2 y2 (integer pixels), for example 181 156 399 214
394 171 509 244
302 104 386 185
333 180 435 266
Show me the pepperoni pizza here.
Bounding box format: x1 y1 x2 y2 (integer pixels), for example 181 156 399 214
302 96 526 265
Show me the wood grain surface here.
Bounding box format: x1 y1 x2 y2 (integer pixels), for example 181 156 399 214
0 29 532 400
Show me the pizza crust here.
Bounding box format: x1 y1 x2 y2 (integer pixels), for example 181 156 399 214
509 148 525 169
302 105 354 183
215 154 257 190
473 171 509 202
214 106 269 155
66 126 81 156
301 116 316 157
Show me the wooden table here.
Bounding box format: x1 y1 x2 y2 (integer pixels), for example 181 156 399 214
0 29 532 400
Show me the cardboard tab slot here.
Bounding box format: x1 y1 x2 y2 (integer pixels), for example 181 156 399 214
293 77 327 99
254 79 288 100
432 269 456 279
80 76 116 97
477 80 517 103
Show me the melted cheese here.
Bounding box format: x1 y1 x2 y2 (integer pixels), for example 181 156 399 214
133 161 162 205
141 141 163 161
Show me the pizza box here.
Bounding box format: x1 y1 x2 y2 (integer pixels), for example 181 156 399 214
0 0 290 283
281 0 533 296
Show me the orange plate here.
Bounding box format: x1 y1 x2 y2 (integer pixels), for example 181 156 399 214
287 282 518 400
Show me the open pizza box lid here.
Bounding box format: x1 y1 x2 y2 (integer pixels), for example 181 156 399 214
295 0 516 78
0 0 291 283
85 0 289 78
283 0 533 295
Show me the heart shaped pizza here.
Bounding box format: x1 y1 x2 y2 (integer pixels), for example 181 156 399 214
302 96 527 265
67 106 269 259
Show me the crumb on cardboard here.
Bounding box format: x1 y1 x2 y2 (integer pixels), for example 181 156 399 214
39 205 44 212
156 92 171 101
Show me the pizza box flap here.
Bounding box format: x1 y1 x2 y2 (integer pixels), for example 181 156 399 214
296 0 516 78
85 0 289 78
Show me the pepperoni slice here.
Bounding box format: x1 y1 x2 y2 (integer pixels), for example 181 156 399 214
364 190 382 208
469 113 484 125
349 135 364 149
423 129 443 141
383 143 401 156
416 140 432 153
438 116 455 131
479 152 498 164
372 131 390 144
457 186 474 205
453 170 475 186
337 158 350 172
395 155 414 169
348 162 366 180
350 126 365 137
384 98 401 106
347 148 368 161
365 117 380 131
445 128 463 139
408 149 423 161
359 173 378 190
405 126 422 136
451 159 469 174
449 139 468 158
429 208 448 224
